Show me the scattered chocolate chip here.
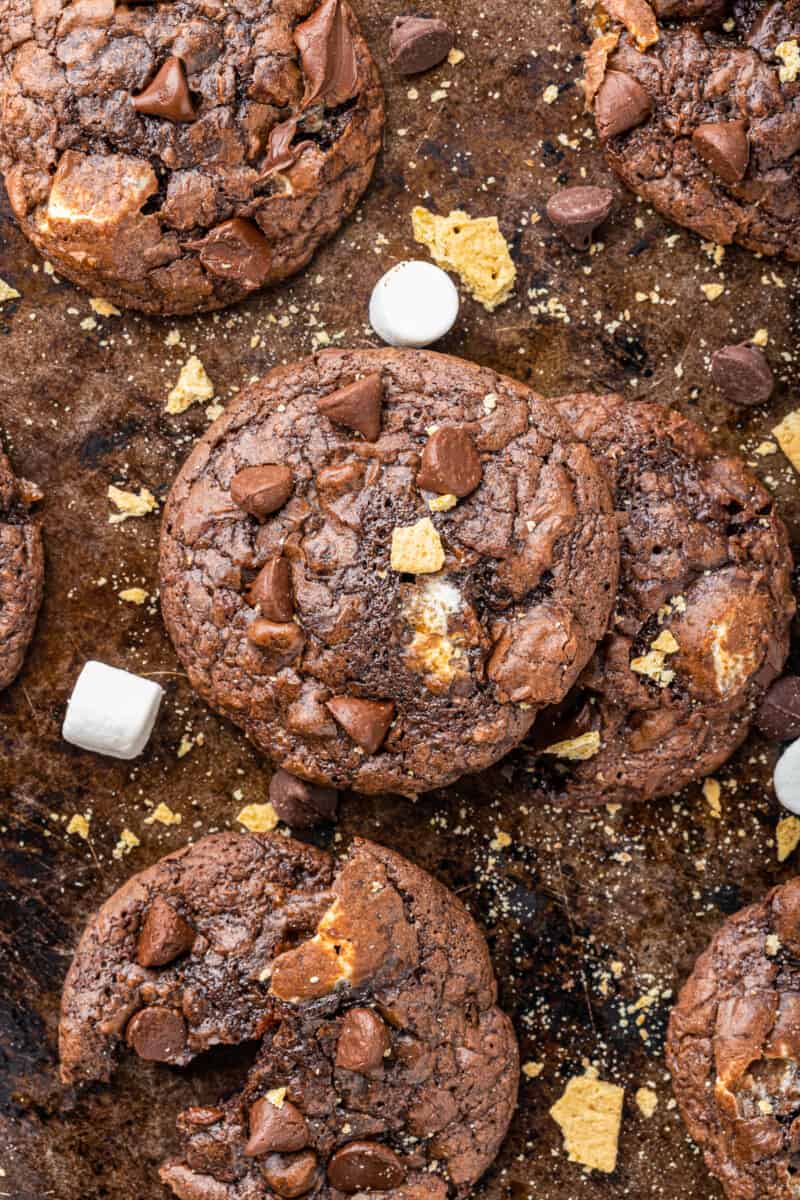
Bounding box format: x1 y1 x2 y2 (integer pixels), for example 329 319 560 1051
246 1097 310 1157
416 425 482 497
126 1007 188 1063
317 374 383 442
136 895 195 968
192 218 273 290
546 185 615 251
692 119 749 185
260 1150 319 1198
711 343 774 406
326 1141 406 1192
326 696 395 754
336 1007 391 1073
247 619 305 660
294 0 360 109
756 677 800 742
388 15 454 75
251 557 294 622
231 465 294 518
132 56 196 122
594 70 652 140
268 768 338 827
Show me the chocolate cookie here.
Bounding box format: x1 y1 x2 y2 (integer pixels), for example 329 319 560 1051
0 443 43 692
521 394 794 806
0 0 384 314
60 834 519 1200
159 349 620 796
587 0 800 259
666 878 800 1200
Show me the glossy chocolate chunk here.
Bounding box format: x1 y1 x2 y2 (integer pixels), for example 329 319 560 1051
594 70 652 139
260 1150 319 1197
546 185 615 251
756 677 800 742
388 15 454 74
692 120 749 185
246 619 305 660
326 696 395 754
193 219 273 290
336 1007 391 1073
126 1007 188 1063
326 1141 406 1192
136 896 195 968
251 557 294 623
268 768 338 827
294 0 360 108
231 465 293 518
416 425 482 497
317 374 383 441
132 57 195 122
245 1097 309 1156
711 342 774 406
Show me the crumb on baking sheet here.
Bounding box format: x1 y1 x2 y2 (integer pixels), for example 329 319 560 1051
113 828 141 859
108 485 158 524
66 813 91 839
776 816 800 862
166 355 215 414
236 802 279 833
144 803 182 826
635 1086 658 1118
119 587 148 604
0 278 21 303
411 206 516 311
542 731 601 761
550 1067 624 1174
703 778 722 819
772 409 800 473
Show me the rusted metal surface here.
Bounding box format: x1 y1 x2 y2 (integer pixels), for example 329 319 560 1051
1 0 799 1197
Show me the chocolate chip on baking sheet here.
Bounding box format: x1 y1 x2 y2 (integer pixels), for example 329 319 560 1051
546 186 615 251
132 57 195 122
317 374 383 441
756 676 800 742
416 425 482 497
126 1007 188 1064
335 1007 391 1073
136 896 195 968
326 696 395 754
692 119 750 185
594 70 652 139
388 15 454 74
711 342 774 406
326 1141 406 1192
268 768 338 827
251 557 294 623
245 1097 310 1157
231 465 293 518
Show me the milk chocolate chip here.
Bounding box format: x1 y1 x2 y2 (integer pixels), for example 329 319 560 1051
132 57 196 122
594 70 652 139
192 219 273 290
692 120 749 185
326 697 395 754
245 1097 309 1156
388 15 454 75
260 1150 319 1197
546 185 614 251
268 768 338 827
317 374 383 442
294 0 360 109
247 619 305 660
231 465 293 518
711 343 773 406
336 1007 391 1073
126 1007 188 1063
416 425 482 497
136 896 195 968
251 557 294 622
326 1142 406 1192
756 677 800 742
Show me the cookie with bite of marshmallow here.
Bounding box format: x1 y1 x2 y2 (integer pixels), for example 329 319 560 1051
159 348 620 795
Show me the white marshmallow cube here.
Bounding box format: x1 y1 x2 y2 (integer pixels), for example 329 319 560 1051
369 260 459 347
774 737 800 815
62 661 165 760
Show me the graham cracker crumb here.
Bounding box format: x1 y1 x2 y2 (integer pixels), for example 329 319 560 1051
237 803 279 833
411 206 516 311
550 1068 624 1174
166 355 215 414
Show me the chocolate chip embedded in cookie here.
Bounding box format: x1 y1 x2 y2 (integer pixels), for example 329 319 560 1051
520 394 794 807
0 443 44 693
0 0 384 314
586 0 800 259
159 348 620 796
666 879 800 1200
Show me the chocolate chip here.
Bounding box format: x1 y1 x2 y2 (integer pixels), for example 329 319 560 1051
260 1150 319 1198
192 218 273 290
180 1106 223 1129
231 465 293 518
131 56 196 122
245 1097 310 1156
251 556 294 622
416 425 482 497
756 677 800 742
336 1007 391 1074
294 0 360 109
594 70 652 140
326 1142 406 1192
711 343 774 406
325 696 395 754
126 1007 188 1063
136 895 195 968
546 186 615 251
388 15 454 75
268 768 338 827
317 374 383 442
692 119 749 185
247 619 305 661
262 116 303 176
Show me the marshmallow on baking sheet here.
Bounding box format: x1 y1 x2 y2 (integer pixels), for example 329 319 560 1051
62 661 165 760
774 737 800 815
369 260 459 347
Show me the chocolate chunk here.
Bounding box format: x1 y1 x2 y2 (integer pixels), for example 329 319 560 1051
326 1142 406 1192
326 697 395 754
756 677 800 742
260 1150 319 1198
546 186 615 251
711 342 774 406
136 896 195 968
692 119 749 185
294 0 360 109
268 768 338 827
251 557 294 622
192 219 273 290
247 619 305 660
126 1007 188 1063
416 425 482 497
231 465 294 518
594 70 652 140
132 56 196 122
245 1097 309 1156
336 1007 391 1073
317 374 383 442
388 15 454 75
181 1107 224 1129
262 117 302 176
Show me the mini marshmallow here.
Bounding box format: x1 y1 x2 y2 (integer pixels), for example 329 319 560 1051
369 260 459 347
774 737 800 815
62 661 165 760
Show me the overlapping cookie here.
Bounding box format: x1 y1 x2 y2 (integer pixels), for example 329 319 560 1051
60 833 519 1200
0 442 43 692
522 394 794 806
0 0 384 313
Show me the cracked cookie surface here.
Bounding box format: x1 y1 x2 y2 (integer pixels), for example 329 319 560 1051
0 443 43 692
521 394 794 807
0 0 384 313
159 348 620 796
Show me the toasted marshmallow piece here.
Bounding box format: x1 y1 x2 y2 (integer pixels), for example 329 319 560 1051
774 738 800 815
62 661 165 760
369 260 459 347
